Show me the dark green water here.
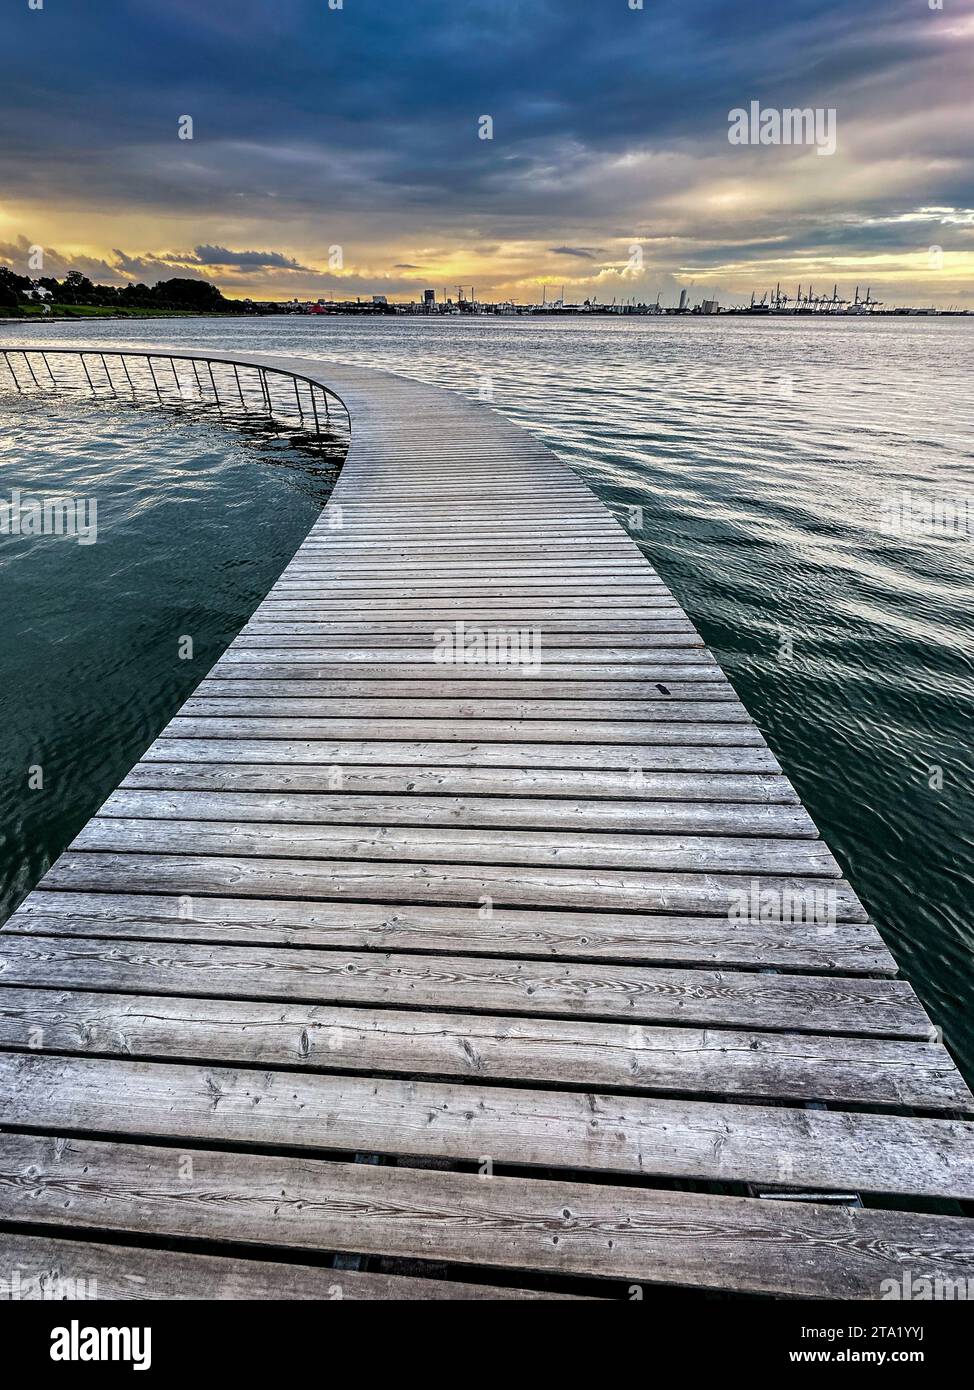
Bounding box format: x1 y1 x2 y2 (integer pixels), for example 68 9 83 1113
0 392 341 923
1 316 972 1086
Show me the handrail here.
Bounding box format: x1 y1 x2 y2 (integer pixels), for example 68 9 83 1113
0 345 352 448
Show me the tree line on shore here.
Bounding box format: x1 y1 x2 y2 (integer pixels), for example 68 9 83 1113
0 264 240 314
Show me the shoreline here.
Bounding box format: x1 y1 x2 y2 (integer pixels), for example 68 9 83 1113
2 309 972 325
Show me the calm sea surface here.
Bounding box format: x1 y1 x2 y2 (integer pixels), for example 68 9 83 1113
2 316 972 1081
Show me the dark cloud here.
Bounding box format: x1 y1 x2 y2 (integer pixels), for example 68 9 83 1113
187 245 311 270
549 246 601 260
109 250 208 282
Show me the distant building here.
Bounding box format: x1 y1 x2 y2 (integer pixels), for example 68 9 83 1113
423 289 435 311
678 289 689 312
700 299 719 315
372 295 388 306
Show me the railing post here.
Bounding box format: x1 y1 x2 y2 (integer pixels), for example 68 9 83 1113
146 356 163 401
120 354 137 397
100 353 118 396
21 351 41 388
169 357 181 394
1 350 23 391
79 353 97 393
293 376 304 423
207 361 222 409
40 351 57 386
232 363 246 408
18 350 40 389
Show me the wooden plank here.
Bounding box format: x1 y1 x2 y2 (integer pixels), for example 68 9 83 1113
216 646 713 664
268 579 670 594
141 738 781 773
0 1054 971 1196
264 586 674 600
244 619 696 634
301 514 622 526
251 596 682 612
277 567 655 582
285 539 643 551
194 679 742 702
161 717 764 747
5 892 896 973
0 1233 571 1300
184 696 750 721
295 526 630 534
234 637 710 654
96 789 818 837
37 852 870 919
203 663 729 682
0 935 921 1033
70 817 839 875
281 548 648 564
1 987 965 1109
119 761 800 802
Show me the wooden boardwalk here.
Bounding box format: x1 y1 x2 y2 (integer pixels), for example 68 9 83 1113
1 350 972 1301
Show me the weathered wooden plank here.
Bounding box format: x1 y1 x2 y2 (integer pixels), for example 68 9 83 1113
0 1232 563 1300
268 546 651 559
297 521 628 534
184 696 750 721
0 935 919 1033
141 738 781 773
300 513 623 524
4 1133 972 1298
70 817 839 876
96 789 818 837
0 1054 970 1197
5 892 895 973
250 613 691 631
269 580 670 595
37 852 869 920
244 618 695 634
284 554 647 568
0 987 964 1109
162 717 764 747
253 597 682 612
204 662 729 682
301 517 621 530
119 761 800 802
279 567 658 583
307 501 600 515
236 631 705 649
194 678 741 702
216 646 713 664
202 664 728 681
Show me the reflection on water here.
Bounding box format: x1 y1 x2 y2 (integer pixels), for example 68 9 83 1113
1 316 972 1083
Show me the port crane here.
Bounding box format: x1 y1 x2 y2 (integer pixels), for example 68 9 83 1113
848 285 883 313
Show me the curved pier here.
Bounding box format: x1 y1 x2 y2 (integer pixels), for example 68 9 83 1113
0 349 971 1300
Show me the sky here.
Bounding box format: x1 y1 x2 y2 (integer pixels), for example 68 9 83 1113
1 0 973 307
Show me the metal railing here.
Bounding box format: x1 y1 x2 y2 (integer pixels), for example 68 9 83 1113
0 346 351 450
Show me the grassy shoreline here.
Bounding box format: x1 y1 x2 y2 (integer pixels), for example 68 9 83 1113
1 304 222 319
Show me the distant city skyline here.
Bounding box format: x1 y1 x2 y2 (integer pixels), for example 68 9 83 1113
2 0 973 307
